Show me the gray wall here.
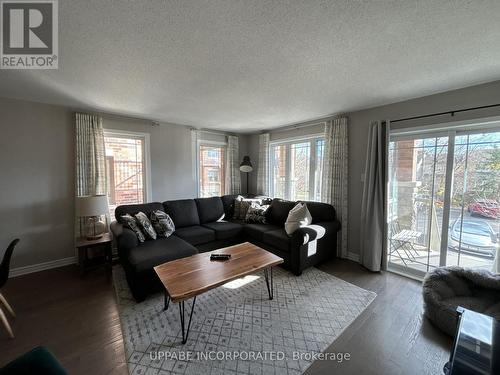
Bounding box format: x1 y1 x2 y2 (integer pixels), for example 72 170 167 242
0 99 244 270
243 134 259 195
244 80 500 257
348 80 500 256
0 98 75 269
103 116 197 201
238 134 251 195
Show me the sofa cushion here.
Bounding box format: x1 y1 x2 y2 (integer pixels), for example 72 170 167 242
115 202 164 222
195 197 225 223
202 221 242 240
262 229 291 252
163 199 200 228
127 236 198 273
266 199 296 226
300 201 336 224
244 223 280 242
174 225 215 245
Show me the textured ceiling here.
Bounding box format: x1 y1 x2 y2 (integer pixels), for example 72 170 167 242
1 0 500 132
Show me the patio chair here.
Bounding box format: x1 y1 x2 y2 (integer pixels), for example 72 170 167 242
389 221 422 266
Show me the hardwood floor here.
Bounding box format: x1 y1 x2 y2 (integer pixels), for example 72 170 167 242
0 265 127 375
0 259 452 375
309 260 453 375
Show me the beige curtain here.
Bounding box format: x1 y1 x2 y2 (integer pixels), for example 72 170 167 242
360 120 388 271
256 133 270 195
225 135 241 195
321 117 348 257
75 113 107 237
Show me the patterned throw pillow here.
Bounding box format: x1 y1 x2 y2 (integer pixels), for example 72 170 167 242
232 196 245 220
238 200 250 220
121 214 145 242
245 203 269 224
134 211 157 240
234 197 262 220
150 210 175 238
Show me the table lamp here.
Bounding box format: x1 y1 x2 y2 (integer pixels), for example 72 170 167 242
76 195 109 240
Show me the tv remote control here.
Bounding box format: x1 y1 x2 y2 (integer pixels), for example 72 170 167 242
210 254 231 261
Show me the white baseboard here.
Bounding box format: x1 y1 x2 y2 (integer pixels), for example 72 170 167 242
10 256 77 278
345 251 360 263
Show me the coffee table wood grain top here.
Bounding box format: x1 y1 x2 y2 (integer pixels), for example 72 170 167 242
154 242 283 302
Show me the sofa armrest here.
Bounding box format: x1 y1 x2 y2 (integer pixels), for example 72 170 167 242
289 220 341 275
110 221 138 259
291 221 341 245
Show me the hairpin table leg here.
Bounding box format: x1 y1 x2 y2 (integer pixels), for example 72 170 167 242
164 291 170 311
264 267 274 300
179 296 197 344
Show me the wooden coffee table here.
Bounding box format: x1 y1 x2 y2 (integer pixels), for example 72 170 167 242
154 242 284 344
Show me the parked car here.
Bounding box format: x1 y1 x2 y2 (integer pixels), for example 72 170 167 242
448 218 499 258
468 199 500 219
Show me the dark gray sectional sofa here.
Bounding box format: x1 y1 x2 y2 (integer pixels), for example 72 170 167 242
111 195 340 301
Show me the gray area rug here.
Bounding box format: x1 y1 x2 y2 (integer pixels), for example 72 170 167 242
113 265 376 375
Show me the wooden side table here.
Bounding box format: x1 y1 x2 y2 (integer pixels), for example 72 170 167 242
76 232 113 276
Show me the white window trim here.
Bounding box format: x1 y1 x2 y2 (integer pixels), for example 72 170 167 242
390 115 500 137
103 129 152 203
196 139 228 198
268 134 325 201
269 132 324 146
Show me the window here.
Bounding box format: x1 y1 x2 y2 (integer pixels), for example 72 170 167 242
387 126 500 278
104 131 149 217
207 149 219 159
207 169 219 182
198 144 226 197
269 137 325 201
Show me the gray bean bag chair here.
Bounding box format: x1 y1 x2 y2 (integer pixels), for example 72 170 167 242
422 266 500 336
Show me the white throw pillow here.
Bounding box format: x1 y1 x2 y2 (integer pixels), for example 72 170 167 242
285 203 312 236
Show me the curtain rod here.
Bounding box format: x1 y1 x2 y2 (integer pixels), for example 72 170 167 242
390 103 500 124
270 120 327 134
193 128 238 137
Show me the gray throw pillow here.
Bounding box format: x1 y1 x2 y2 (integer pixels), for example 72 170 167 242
134 211 157 240
150 210 175 238
121 214 145 242
245 203 269 224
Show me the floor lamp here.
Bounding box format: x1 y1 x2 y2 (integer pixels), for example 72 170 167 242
239 156 253 195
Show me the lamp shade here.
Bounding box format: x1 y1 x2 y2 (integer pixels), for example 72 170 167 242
239 156 253 172
76 195 109 217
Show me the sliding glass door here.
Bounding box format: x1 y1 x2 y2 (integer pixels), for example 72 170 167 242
446 132 500 268
387 126 500 278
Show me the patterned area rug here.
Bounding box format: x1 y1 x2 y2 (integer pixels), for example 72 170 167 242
113 265 376 375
